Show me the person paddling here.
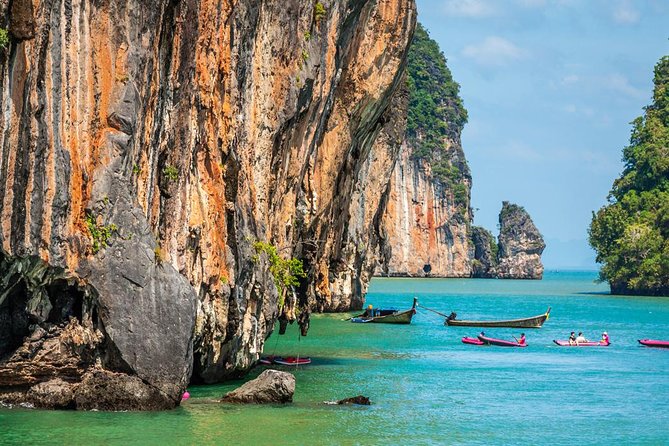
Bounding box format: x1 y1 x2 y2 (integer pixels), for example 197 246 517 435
568 332 576 345
601 332 610 345
518 333 526 345
575 332 588 345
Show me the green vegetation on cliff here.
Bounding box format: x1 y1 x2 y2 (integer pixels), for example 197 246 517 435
252 241 306 307
589 55 669 296
0 29 9 49
406 23 469 202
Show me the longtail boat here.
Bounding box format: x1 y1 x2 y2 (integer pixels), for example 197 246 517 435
638 339 669 349
478 334 527 347
350 298 417 324
553 340 609 347
445 307 551 328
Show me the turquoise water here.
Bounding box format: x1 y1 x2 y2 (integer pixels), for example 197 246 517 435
2 271 669 445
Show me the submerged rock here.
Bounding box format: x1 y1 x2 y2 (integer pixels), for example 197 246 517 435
495 202 545 279
336 395 371 405
221 370 295 404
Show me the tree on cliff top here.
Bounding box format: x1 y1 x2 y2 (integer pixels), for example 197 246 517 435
406 23 467 158
406 23 469 203
589 55 669 296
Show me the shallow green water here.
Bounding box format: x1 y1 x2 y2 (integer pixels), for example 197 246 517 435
2 271 669 445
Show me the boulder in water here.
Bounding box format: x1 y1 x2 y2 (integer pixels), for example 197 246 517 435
221 370 295 404
337 395 371 405
26 378 76 409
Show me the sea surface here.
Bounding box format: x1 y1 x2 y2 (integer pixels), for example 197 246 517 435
2 271 668 445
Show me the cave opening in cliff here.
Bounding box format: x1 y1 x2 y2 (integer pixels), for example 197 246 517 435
45 280 84 325
0 281 30 359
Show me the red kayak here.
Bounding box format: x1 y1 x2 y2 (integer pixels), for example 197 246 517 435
638 339 669 349
462 336 485 345
478 334 527 347
553 340 609 347
259 356 312 365
272 357 311 365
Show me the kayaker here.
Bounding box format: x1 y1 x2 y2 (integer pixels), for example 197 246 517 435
601 332 610 345
575 332 588 344
518 333 526 345
568 332 576 345
367 304 373 317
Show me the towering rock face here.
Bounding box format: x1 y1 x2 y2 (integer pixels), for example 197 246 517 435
0 0 416 408
495 202 545 279
378 23 472 277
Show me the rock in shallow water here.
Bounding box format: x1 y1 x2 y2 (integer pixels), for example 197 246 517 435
74 369 175 411
337 395 371 405
221 370 295 404
26 379 75 409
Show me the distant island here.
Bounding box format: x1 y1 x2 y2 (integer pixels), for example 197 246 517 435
378 24 545 280
589 55 669 296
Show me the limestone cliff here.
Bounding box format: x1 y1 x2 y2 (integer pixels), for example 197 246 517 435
378 23 472 278
0 0 416 409
470 226 497 278
495 202 545 279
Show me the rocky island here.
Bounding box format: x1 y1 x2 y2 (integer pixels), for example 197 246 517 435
589 55 669 296
374 25 544 280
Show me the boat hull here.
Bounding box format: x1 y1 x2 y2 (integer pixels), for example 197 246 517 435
553 340 609 347
638 339 669 348
259 356 312 365
462 336 484 345
478 335 527 347
445 308 550 329
351 298 417 324
368 309 415 324
273 357 312 365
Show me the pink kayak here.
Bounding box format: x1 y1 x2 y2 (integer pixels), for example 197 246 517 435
272 357 311 365
553 340 609 347
638 339 669 349
462 336 485 345
478 334 527 347
259 356 312 365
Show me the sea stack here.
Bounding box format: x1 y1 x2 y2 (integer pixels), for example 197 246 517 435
495 202 545 279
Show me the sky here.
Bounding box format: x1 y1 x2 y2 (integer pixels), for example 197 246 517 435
415 0 669 269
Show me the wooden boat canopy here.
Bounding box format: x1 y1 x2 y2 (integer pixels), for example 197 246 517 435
444 307 551 329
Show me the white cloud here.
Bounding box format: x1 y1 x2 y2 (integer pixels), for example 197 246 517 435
601 73 645 99
516 0 546 7
479 141 542 161
562 104 595 117
551 148 620 173
462 36 528 66
613 0 640 24
560 74 580 85
441 0 497 18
